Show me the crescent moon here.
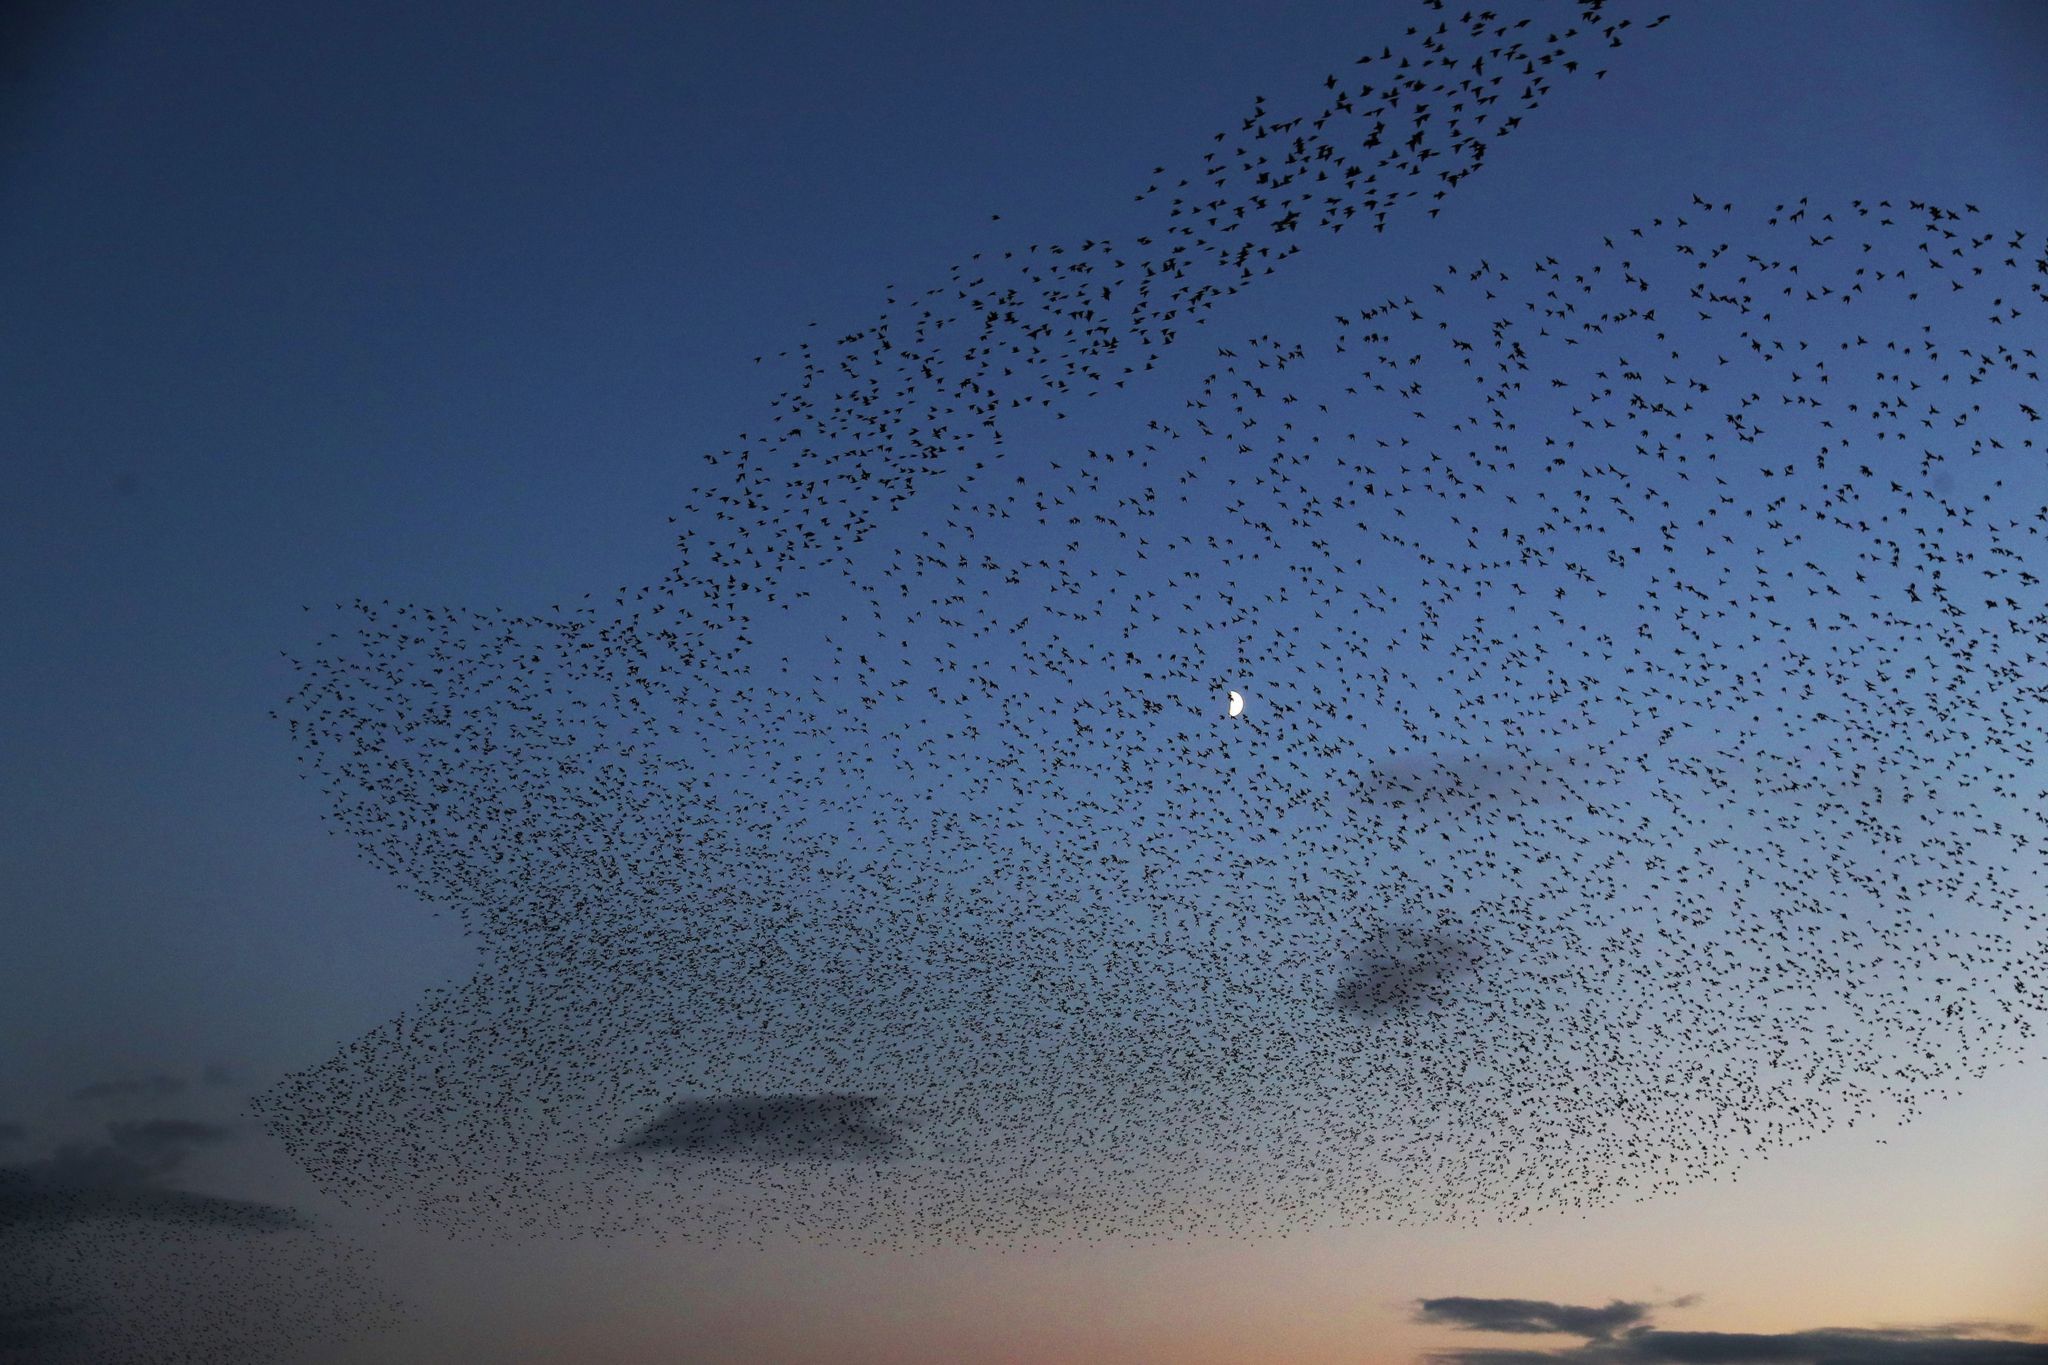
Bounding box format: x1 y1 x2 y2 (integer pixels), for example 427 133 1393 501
1228 690 1245 717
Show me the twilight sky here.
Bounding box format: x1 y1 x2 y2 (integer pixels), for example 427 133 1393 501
3 1 2047 1361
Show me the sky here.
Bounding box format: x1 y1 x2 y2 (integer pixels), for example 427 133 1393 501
3 1 2048 1361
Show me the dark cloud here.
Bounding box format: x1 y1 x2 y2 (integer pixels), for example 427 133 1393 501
1418 1298 1653 1341
1415 1295 2048 1365
1334 930 1485 1019
1903 1326 2046 1343
1608 1328 2048 1365
622 1095 907 1161
0 1298 88 1351
106 1118 234 1164
0 1119 298 1232
69 1074 188 1103
201 1063 236 1087
0 1122 25 1144
0 1159 303 1232
1351 751 1615 813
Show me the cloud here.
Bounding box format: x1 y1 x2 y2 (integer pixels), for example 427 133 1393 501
106 1118 234 1164
1605 1328 2048 1365
0 1298 89 1351
0 1122 25 1144
1334 930 1485 1018
622 1095 907 1161
0 1181 303 1232
1414 1295 2048 1365
1350 751 1612 813
0 1158 304 1232
69 1074 188 1103
1418 1298 1652 1341
0 1119 299 1232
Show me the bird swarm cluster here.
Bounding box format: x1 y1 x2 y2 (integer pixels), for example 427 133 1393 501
252 2 2048 1248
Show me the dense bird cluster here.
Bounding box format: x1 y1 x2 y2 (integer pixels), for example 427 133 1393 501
250 4 2048 1250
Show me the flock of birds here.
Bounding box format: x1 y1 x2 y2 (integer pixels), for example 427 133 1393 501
206 0 2048 1270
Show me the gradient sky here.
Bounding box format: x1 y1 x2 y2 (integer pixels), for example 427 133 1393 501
4 1 2047 1360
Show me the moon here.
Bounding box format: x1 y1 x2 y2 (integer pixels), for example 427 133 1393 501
1227 690 1245 718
